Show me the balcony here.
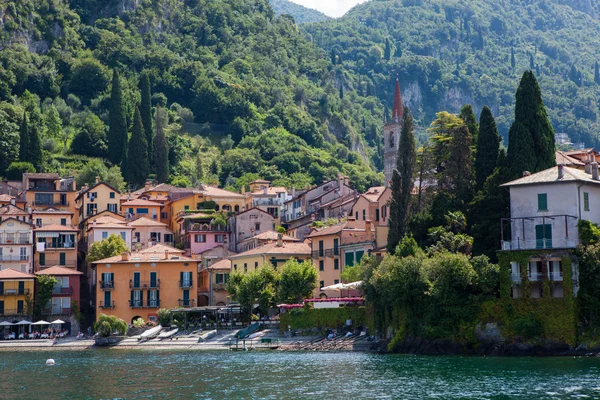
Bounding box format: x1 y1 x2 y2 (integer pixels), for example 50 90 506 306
0 238 31 245
179 280 193 289
500 215 579 251
1 289 30 296
178 299 195 308
501 238 580 251
42 308 72 316
129 280 160 289
44 243 76 250
213 283 227 291
511 274 522 283
52 286 73 295
549 272 564 282
528 272 543 281
0 309 27 316
252 199 283 207
38 262 77 269
129 300 143 308
129 300 160 308
0 255 30 262
99 301 115 309
99 281 114 290
33 201 70 207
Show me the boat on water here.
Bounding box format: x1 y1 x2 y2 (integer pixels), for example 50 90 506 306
158 328 178 340
139 325 162 341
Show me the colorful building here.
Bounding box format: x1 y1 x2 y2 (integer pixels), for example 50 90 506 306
237 230 299 253
121 198 162 221
244 180 290 221
198 258 231 307
130 217 175 250
0 268 35 319
229 237 311 273
0 217 34 274
93 245 199 323
34 224 79 271
86 220 134 250
23 173 79 224
177 212 230 257
35 266 83 333
228 208 277 252
76 181 121 221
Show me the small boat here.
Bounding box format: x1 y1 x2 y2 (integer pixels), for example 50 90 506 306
247 332 262 340
139 325 162 341
158 328 178 340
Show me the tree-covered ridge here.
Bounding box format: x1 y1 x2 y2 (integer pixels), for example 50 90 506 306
269 0 330 24
0 0 383 191
305 0 600 146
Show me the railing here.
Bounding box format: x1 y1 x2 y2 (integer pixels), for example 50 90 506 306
33 201 70 207
52 286 72 295
99 301 115 309
179 280 193 288
0 238 31 245
213 283 227 291
99 281 114 290
178 299 195 307
183 223 228 233
528 272 543 281
129 300 143 308
511 274 522 283
44 243 76 249
252 199 283 206
1 289 30 296
42 308 72 315
0 309 26 316
549 272 564 282
38 262 77 269
129 300 161 308
129 280 160 289
0 255 30 262
501 238 580 251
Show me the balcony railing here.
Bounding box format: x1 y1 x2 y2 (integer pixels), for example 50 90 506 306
129 280 160 289
511 274 522 283
42 308 72 316
33 201 70 207
528 272 543 281
501 238 580 251
179 280 193 288
252 199 283 206
213 283 227 291
0 309 27 316
549 272 564 282
129 300 161 308
0 289 30 296
0 238 31 245
0 255 30 262
129 300 143 308
44 243 76 249
99 281 114 290
178 299 195 307
99 301 115 309
52 286 73 295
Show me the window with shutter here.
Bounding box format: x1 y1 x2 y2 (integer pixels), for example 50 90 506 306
538 193 548 211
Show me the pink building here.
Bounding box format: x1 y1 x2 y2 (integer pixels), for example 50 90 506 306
177 213 230 257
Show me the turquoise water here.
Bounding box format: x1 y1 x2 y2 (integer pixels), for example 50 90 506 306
1 350 599 399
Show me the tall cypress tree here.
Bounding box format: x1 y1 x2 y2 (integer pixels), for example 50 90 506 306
384 37 391 61
510 47 516 70
459 104 479 144
446 123 473 207
124 107 149 186
387 107 416 253
508 70 555 177
339 84 344 100
139 73 153 163
475 106 500 190
595 61 600 85
153 106 169 184
108 70 128 165
19 111 28 162
28 124 43 171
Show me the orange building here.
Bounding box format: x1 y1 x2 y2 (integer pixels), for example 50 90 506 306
198 258 231 307
23 174 79 224
33 225 79 271
121 199 162 221
93 245 199 323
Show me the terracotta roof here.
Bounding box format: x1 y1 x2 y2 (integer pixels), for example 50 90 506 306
34 224 79 232
4 181 23 191
35 266 83 276
138 244 184 254
196 244 236 255
250 186 288 196
0 217 33 227
147 195 169 202
229 241 311 259
243 230 299 242
122 198 163 207
145 183 194 194
233 207 273 218
198 184 244 198
305 224 345 238
0 194 15 202
89 216 126 225
0 268 35 279
0 204 28 215
129 217 168 227
92 248 195 264
208 258 231 271
88 223 133 231
24 173 60 180
76 182 121 200
501 166 600 187
362 186 388 202
32 207 72 215
556 151 585 167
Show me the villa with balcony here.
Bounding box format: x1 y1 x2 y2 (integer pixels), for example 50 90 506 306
0 218 33 274
498 164 600 300
23 173 78 224
176 212 230 257
34 225 79 271
35 266 83 333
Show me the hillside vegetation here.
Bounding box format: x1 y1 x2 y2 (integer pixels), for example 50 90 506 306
269 0 330 24
304 0 600 145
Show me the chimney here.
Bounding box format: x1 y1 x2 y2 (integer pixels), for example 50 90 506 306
95 176 100 184
93 220 97 227
277 233 283 247
292 187 296 198
10 198 15 206
165 250 169 259
365 219 374 240
121 252 130 261
558 164 564 179
263 186 268 195
585 162 592 174
145 180 152 191
241 186 245 195
523 171 531 177
592 162 599 181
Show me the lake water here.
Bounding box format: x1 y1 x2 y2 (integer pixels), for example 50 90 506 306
1 350 599 399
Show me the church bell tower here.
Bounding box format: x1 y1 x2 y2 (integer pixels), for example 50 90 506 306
384 77 404 186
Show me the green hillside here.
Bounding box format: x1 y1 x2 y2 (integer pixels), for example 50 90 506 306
0 0 382 191
304 0 600 146
269 0 330 24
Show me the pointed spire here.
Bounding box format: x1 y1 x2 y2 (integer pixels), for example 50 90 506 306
392 75 404 122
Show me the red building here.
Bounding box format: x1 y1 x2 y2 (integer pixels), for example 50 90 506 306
35 265 83 334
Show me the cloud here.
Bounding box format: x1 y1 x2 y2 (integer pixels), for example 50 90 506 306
288 0 368 18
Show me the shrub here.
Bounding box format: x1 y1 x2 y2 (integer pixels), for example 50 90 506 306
514 315 543 341
133 317 145 328
5 162 35 179
157 308 171 326
94 314 127 337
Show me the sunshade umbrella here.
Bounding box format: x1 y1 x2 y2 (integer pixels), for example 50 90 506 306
0 321 14 327
15 320 32 325
344 281 363 290
50 319 65 324
32 321 50 325
320 283 346 291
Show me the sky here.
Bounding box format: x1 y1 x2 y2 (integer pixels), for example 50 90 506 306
289 0 368 18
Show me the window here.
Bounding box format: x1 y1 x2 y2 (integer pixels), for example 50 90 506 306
333 239 339 255
134 232 140 243
18 281 24 295
130 289 142 307
195 234 206 243
244 263 248 273
137 208 149 214
334 279 339 284
184 205 190 211
334 259 339 270
255 223 261 231
35 218 42 227
216 274 225 284
537 193 548 211
356 250 365 264
319 260 324 271
110 192 115 199
160 212 168 219
318 240 324 257
119 232 127 241
320 280 324 288
60 218 67 226
362 209 366 221
150 272 157 288
375 208 380 222
355 211 358 220
39 253 45 266
215 235 224 243
17 300 24 314
584 192 590 211
164 234 173 243
20 248 27 261
102 232 108 239
389 132 394 148
108 204 118 213
345 252 355 267
59 253 66 266
233 264 237 271
255 262 259 269
148 290 159 307
535 224 552 249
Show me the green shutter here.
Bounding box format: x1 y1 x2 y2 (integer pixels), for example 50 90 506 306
538 193 548 211
345 252 354 267
59 252 66 265
39 253 45 266
356 250 365 264
584 192 590 211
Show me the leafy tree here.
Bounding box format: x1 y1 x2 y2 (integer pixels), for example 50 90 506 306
388 107 416 252
76 159 108 187
44 105 62 139
446 122 473 207
153 106 169 183
277 259 318 304
69 58 110 103
18 111 28 162
123 107 149 186
5 162 35 179
70 111 108 158
195 152 204 183
139 73 153 162
227 264 279 315
105 166 126 191
33 275 58 319
108 70 128 165
474 106 500 190
577 243 600 327
87 234 128 263
384 37 392 61
0 110 19 175
595 61 600 85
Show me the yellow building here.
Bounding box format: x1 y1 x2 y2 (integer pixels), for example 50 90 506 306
121 199 162 221
0 268 35 318
93 244 199 323
229 237 311 273
198 258 231 307
32 208 73 228
34 225 79 271
75 182 121 222
23 173 79 225
306 224 343 296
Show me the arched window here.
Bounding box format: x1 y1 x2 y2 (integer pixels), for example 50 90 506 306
389 132 395 148
234 205 240 212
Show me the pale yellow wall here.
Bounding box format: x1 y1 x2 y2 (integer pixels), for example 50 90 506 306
79 184 120 220
0 278 35 315
34 214 73 227
311 233 342 296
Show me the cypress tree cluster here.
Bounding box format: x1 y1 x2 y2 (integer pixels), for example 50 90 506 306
124 107 149 186
18 111 43 171
387 107 416 253
153 106 170 184
507 71 556 179
108 70 128 165
139 73 153 163
459 104 479 144
19 111 29 162
474 106 501 189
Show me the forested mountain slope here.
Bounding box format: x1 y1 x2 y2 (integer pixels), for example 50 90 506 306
0 0 383 191
269 0 330 23
305 0 600 145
